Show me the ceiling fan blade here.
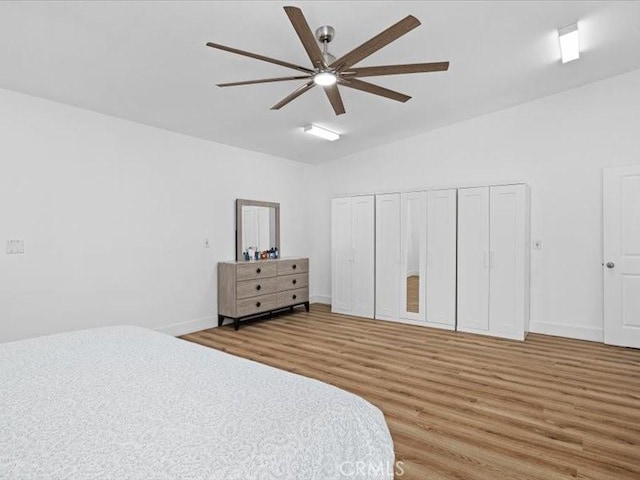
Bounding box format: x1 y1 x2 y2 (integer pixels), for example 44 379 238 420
271 80 316 110
284 6 327 69
206 42 313 74
323 84 346 116
330 15 421 71
340 78 411 103
345 62 450 78
218 75 312 87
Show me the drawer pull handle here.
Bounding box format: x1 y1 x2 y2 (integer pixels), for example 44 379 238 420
256 268 261 274
292 279 297 285
256 285 261 291
292 264 297 270
292 294 297 300
256 301 261 308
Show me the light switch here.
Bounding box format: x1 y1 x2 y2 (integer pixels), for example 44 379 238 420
6 239 25 255
204 238 210 248
533 239 542 250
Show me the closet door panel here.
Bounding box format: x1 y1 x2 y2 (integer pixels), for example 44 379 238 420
401 191 427 321
457 187 490 331
351 195 375 318
331 197 352 314
376 194 401 320
489 185 527 337
426 189 457 328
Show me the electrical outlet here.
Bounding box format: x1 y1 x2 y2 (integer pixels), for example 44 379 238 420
204 238 210 249
6 239 25 255
533 239 542 250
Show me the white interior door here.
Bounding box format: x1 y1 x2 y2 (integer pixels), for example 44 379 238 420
351 195 375 318
604 165 640 348
426 189 457 329
376 193 401 320
489 185 528 339
400 191 427 321
457 187 490 332
331 197 352 314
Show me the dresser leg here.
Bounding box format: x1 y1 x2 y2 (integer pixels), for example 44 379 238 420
218 315 224 327
304 302 310 312
233 318 240 331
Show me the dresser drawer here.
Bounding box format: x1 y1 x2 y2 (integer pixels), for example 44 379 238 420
277 273 309 291
237 262 277 281
237 277 278 300
237 294 277 317
277 287 309 306
277 259 309 275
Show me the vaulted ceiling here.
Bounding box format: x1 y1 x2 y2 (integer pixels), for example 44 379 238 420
1 1 639 163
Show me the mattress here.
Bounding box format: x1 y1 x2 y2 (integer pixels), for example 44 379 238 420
0 326 394 479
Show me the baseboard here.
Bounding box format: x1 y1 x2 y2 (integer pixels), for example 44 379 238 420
310 294 331 305
529 321 603 343
157 316 216 337
266 294 604 343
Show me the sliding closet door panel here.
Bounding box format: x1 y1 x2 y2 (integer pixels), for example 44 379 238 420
489 185 527 337
426 189 457 328
351 195 375 318
457 187 490 331
331 197 352 314
376 194 401 320
401 191 427 321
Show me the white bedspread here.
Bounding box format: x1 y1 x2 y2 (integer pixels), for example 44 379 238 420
0 326 394 479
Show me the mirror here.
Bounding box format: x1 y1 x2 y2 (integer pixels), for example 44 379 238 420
405 197 420 313
236 199 280 261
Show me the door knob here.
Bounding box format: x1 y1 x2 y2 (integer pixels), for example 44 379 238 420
606 262 615 269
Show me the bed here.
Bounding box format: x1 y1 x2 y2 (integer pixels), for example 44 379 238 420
0 326 394 479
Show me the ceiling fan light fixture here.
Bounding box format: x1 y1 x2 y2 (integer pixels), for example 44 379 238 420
304 124 340 142
313 72 337 86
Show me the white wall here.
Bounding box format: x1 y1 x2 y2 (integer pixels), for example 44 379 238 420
311 68 640 342
4 68 640 344
0 88 314 342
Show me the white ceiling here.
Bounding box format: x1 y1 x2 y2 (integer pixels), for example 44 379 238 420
1 1 639 164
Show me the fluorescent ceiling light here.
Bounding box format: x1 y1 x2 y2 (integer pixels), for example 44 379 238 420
304 124 340 141
313 72 337 86
558 23 580 63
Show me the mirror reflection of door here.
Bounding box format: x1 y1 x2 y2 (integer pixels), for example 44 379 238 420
405 197 420 313
242 206 276 251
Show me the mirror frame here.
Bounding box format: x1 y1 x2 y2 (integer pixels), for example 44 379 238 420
236 199 281 261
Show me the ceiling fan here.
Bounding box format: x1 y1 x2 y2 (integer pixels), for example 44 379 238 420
206 6 449 116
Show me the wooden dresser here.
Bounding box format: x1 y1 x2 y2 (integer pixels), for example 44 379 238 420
218 257 309 330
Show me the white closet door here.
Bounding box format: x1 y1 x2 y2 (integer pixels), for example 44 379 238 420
457 187 490 332
400 191 427 321
489 185 529 340
351 195 375 318
331 197 352 314
426 189 457 329
376 193 401 320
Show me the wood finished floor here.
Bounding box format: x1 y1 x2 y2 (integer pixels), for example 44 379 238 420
181 304 640 480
